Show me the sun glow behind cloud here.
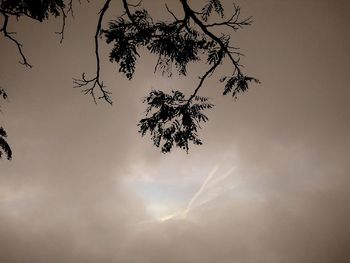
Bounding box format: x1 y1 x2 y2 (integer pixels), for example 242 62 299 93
158 164 237 221
124 155 240 222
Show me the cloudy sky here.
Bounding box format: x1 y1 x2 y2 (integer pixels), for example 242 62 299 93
1 0 349 262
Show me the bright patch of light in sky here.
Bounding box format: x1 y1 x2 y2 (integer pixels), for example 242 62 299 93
158 164 237 221
125 177 194 220
124 153 241 221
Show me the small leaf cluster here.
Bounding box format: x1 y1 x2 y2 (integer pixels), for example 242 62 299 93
0 127 12 160
206 40 223 65
0 0 64 21
221 75 260 99
138 90 213 153
0 88 8 112
201 0 224 21
0 88 8 101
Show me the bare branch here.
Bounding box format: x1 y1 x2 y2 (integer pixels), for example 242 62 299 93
205 4 253 31
187 56 222 103
127 0 143 8
74 0 112 104
55 7 67 43
73 73 112 104
67 0 75 17
165 4 179 21
0 10 32 67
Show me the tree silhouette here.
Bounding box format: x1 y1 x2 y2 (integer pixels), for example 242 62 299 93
0 0 259 155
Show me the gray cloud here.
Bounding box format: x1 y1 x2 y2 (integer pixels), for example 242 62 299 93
1 0 349 262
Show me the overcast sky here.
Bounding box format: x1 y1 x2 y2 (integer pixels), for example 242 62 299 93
1 0 350 262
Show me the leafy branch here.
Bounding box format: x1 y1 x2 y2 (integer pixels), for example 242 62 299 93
103 0 258 152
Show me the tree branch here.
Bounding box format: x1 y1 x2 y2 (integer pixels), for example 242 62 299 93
74 0 112 104
165 4 179 21
55 6 67 43
0 10 32 67
122 0 137 24
67 0 75 18
187 57 222 104
205 4 252 30
179 0 245 100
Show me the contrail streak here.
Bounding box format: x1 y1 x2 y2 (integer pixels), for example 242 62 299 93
159 164 236 221
183 165 219 216
206 166 236 190
158 165 219 221
185 165 237 213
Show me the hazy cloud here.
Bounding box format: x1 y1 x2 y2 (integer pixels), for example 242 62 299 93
1 0 349 262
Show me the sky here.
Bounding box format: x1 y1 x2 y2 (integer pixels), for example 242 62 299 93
1 0 350 262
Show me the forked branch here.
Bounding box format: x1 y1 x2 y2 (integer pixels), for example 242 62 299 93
74 0 112 104
205 4 253 30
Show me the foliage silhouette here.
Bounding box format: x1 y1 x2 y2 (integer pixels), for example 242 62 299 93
0 127 12 160
0 0 259 155
0 88 12 160
139 91 213 153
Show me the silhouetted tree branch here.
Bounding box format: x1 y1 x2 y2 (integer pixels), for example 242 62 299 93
0 10 32 67
55 6 67 43
1 0 259 155
73 0 112 105
0 0 68 67
102 0 258 151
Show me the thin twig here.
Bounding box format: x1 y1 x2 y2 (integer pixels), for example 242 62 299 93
67 0 75 17
127 0 143 8
205 4 252 30
165 4 179 21
55 6 67 43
